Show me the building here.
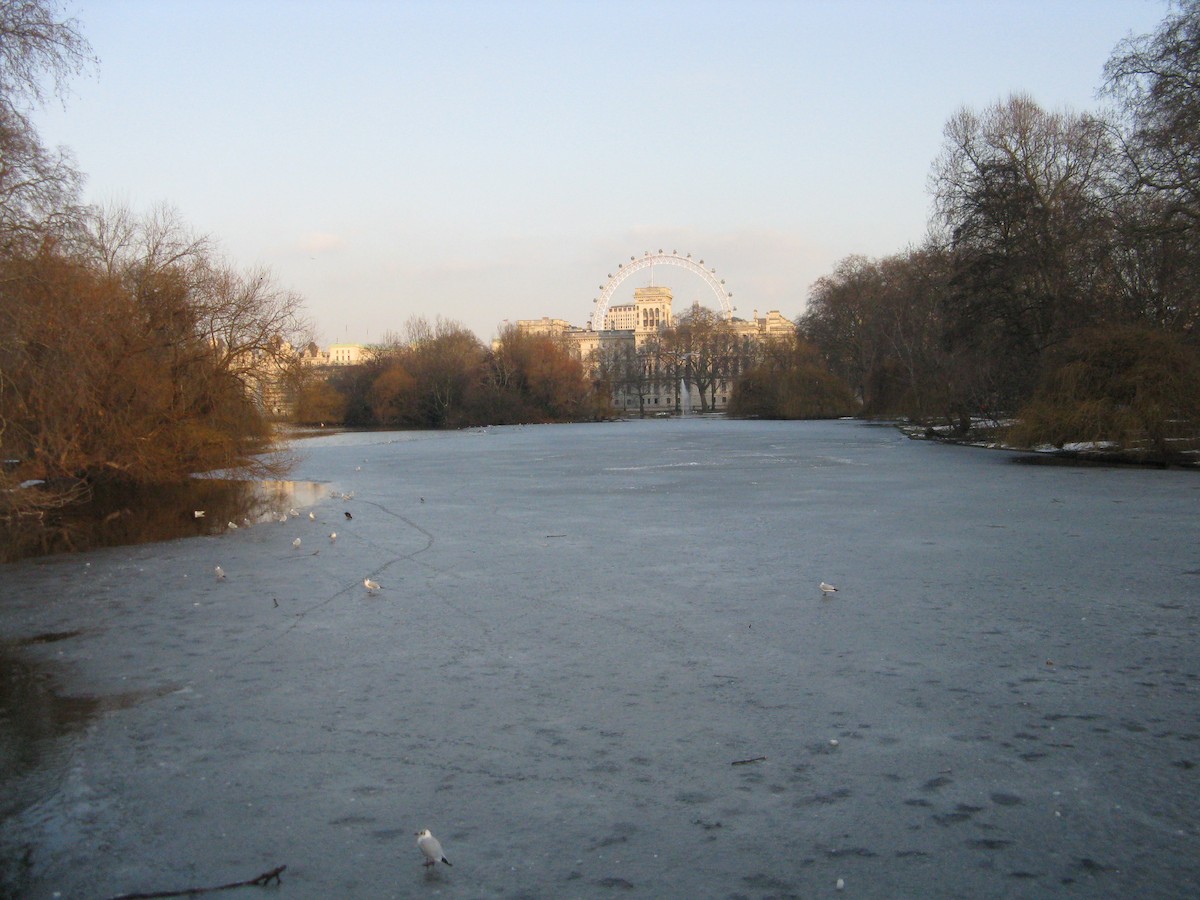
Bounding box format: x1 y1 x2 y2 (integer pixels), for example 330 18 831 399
517 285 795 415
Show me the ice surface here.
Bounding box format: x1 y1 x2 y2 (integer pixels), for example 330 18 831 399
2 418 1198 898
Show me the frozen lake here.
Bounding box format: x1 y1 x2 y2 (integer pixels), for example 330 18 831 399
2 418 1198 898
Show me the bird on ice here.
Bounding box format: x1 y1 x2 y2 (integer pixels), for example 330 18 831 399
214 566 226 580
308 511 316 521
344 511 353 520
226 521 238 530
819 582 839 594
289 508 299 517
364 577 381 594
292 538 302 549
329 532 337 542
415 829 451 867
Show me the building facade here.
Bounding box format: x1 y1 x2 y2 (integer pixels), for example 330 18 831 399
517 287 795 415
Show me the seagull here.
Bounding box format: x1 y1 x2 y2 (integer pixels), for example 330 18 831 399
292 538 302 549
819 582 838 594
415 829 451 867
214 566 226 580
345 511 353 520
308 512 316 521
289 508 299 517
193 510 205 519
364 577 380 594
227 521 238 529
329 532 337 542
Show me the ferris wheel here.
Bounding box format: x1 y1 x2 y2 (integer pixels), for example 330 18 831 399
590 249 734 330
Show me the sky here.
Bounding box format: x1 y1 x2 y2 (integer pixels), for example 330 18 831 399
33 0 1170 345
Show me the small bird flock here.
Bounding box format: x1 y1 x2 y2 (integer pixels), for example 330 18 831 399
210 475 401 603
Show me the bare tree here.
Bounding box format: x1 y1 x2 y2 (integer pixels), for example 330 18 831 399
931 94 1118 409
1104 0 1200 220
0 1 94 251
0 0 96 118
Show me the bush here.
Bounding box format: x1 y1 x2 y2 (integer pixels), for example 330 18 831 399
1008 326 1200 462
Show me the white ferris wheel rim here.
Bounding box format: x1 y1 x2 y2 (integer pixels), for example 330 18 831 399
590 250 733 330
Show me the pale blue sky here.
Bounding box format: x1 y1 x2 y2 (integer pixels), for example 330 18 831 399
36 0 1167 344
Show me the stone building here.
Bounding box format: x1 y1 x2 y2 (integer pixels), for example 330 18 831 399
516 286 795 415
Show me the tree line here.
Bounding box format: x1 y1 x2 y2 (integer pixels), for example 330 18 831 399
289 318 603 428
769 1 1200 462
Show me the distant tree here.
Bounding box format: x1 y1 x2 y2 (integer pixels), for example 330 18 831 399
799 255 888 404
291 373 346 425
728 335 858 419
399 317 487 427
487 326 591 422
368 360 419 426
659 303 746 413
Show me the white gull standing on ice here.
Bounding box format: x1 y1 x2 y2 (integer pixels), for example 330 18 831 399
415 829 451 867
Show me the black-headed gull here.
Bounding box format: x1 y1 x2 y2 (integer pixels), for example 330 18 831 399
415 829 451 867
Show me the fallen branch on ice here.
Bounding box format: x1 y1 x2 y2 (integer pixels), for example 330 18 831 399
104 865 287 899
730 756 767 766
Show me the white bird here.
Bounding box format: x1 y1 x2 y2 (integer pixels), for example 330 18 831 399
292 538 302 549
289 508 299 517
364 577 380 594
819 582 838 594
226 521 238 530
193 510 205 519
214 565 225 580
415 829 451 867
308 511 316 521
329 532 337 542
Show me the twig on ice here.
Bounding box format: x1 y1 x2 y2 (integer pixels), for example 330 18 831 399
104 864 287 899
